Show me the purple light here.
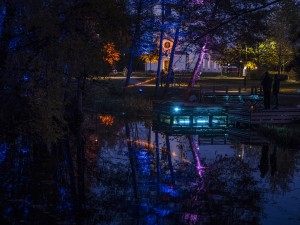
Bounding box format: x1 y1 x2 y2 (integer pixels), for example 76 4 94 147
182 213 199 224
187 135 205 189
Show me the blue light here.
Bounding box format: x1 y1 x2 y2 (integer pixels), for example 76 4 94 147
23 73 30 82
0 143 8 164
0 3 6 36
212 119 219 123
9 38 20 50
179 119 190 124
153 205 173 217
196 120 207 123
174 107 181 112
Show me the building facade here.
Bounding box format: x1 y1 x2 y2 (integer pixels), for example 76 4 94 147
145 38 222 74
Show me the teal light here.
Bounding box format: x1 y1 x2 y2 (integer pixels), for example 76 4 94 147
197 120 208 123
174 107 181 112
179 119 190 124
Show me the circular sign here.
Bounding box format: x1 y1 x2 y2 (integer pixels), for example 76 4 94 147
164 41 171 49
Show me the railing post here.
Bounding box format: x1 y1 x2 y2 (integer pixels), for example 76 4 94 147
238 87 241 94
225 86 228 94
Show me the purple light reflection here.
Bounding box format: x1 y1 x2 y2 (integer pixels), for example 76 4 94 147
187 135 205 190
182 212 199 224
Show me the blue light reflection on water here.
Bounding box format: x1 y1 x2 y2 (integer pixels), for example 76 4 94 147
101 122 300 225
0 143 8 164
0 138 75 224
1 121 300 224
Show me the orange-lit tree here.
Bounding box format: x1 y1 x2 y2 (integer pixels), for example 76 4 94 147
140 49 159 71
102 42 121 70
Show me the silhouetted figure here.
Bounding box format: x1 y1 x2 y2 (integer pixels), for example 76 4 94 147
270 146 277 176
273 74 280 109
261 71 273 109
259 145 269 178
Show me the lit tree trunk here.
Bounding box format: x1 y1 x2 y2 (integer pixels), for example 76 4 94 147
187 135 205 188
165 0 183 91
125 1 143 88
187 37 208 94
165 22 180 90
125 46 135 87
155 0 165 96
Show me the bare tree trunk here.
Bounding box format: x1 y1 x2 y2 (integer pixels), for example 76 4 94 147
125 1 143 88
165 0 183 91
165 23 180 90
155 0 165 96
187 38 208 93
187 135 205 188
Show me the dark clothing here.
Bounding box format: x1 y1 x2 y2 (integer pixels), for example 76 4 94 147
273 75 280 94
261 73 273 109
273 75 280 108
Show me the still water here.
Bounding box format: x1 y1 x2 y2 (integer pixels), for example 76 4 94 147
0 118 300 225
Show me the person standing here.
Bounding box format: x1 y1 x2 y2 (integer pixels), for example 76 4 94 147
273 74 280 109
261 71 273 109
123 67 128 77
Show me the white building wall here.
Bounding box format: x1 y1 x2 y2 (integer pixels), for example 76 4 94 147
145 53 222 74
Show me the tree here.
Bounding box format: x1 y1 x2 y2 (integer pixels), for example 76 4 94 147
124 0 158 88
102 42 121 70
0 2 129 222
182 0 283 90
267 1 295 74
140 49 159 71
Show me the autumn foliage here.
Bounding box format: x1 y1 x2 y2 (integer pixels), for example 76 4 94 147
102 42 120 69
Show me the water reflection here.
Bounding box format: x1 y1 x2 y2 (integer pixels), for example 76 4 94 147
0 137 76 225
1 119 300 224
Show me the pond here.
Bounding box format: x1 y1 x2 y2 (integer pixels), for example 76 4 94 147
0 116 300 225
